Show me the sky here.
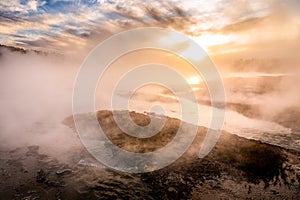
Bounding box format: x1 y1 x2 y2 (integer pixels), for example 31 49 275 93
0 0 300 65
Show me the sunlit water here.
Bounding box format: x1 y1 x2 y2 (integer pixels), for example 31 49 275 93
125 98 300 150
111 73 300 152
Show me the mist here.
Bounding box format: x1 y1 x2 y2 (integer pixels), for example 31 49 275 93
0 32 299 163
0 47 82 162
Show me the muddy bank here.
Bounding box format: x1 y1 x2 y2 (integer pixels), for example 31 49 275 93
1 110 300 199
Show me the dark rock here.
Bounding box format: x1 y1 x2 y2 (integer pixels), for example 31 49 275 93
21 167 29 173
36 169 47 183
56 169 72 176
44 180 63 187
27 190 37 194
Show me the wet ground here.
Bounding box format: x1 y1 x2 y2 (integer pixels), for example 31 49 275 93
1 111 300 199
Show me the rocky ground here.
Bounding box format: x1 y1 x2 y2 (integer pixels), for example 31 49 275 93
1 110 300 199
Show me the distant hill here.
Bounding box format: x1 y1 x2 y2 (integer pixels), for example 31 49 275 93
0 44 53 57
0 44 27 54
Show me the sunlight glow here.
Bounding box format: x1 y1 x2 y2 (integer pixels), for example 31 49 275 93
191 34 231 50
188 76 201 85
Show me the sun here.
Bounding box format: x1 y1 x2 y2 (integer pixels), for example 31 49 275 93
188 76 201 85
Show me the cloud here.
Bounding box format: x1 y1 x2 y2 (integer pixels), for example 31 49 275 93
27 0 39 11
0 0 46 14
0 0 299 56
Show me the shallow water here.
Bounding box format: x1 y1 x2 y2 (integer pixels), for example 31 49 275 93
113 74 300 151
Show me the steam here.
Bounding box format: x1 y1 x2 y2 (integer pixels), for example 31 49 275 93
0 48 82 161
0 28 299 163
223 73 300 120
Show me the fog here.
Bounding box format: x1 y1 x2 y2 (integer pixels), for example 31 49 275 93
222 73 300 120
0 48 82 162
0 41 299 163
